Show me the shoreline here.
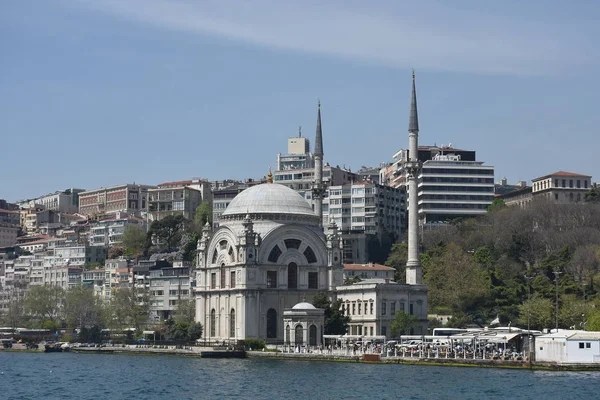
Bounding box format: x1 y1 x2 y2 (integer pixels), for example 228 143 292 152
4 346 600 371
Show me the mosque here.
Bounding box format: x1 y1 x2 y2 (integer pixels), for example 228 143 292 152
194 74 427 343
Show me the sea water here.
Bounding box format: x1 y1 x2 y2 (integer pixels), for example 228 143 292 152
1 352 598 399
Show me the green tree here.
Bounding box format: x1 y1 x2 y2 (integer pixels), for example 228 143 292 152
122 225 147 257
385 242 408 284
1 294 25 329
187 322 203 341
65 286 105 329
584 186 600 203
312 293 350 335
147 214 187 252
173 297 196 324
487 198 506 212
108 287 148 332
24 285 65 324
194 201 213 230
390 311 418 337
518 293 554 331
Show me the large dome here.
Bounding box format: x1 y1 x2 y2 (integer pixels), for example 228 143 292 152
222 183 317 218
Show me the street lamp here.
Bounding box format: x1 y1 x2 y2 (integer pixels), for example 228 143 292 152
553 270 562 331
524 274 534 361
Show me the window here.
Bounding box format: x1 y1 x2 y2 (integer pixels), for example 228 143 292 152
267 271 277 288
309 325 317 346
409 303 414 315
230 271 236 288
381 302 386 316
210 309 216 337
295 324 303 344
286 325 291 344
267 308 277 338
391 302 396 316
268 245 282 263
288 262 297 289
381 326 387 337
230 309 236 338
579 342 585 349
358 302 361 315
370 302 374 315
308 272 318 289
304 246 317 264
169 290 177 296
352 303 356 315
211 273 216 289
284 239 301 249
370 327 374 336
586 343 591 348
220 267 226 288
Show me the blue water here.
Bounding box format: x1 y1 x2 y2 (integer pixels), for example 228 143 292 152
1 352 598 399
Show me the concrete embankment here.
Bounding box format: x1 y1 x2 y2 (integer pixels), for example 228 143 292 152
71 345 245 358
246 351 600 371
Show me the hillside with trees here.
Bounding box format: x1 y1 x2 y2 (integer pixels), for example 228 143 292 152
385 199 600 331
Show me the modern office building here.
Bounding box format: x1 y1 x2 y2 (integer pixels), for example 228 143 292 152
381 145 494 224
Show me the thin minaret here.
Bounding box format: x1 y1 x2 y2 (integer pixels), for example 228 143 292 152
313 100 325 228
406 70 423 285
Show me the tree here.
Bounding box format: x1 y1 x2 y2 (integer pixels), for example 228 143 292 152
173 297 196 324
148 214 188 252
385 243 408 284
1 294 25 329
187 322 203 341
24 285 65 325
65 286 105 330
122 225 147 257
194 201 213 230
487 198 506 213
312 293 350 335
517 294 554 331
108 287 148 332
107 246 125 259
390 311 418 337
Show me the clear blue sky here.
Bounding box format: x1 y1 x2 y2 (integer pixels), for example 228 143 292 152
2 0 599 201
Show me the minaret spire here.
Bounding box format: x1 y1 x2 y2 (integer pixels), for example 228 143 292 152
406 70 422 285
312 100 325 228
314 100 323 157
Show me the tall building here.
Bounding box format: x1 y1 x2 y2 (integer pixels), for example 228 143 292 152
79 183 155 217
276 128 314 171
381 145 494 224
148 179 212 222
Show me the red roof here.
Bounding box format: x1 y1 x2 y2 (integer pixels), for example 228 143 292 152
532 171 592 181
344 263 395 271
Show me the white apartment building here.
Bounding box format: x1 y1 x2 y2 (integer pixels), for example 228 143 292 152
54 245 106 267
148 262 192 322
148 179 212 221
16 189 85 214
343 263 395 281
531 171 592 203
274 164 357 202
43 266 82 288
89 213 147 247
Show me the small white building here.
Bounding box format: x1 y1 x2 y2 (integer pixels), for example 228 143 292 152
283 302 325 348
536 330 600 363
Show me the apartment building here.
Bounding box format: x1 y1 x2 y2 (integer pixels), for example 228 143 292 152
78 183 155 217
148 179 212 222
148 261 192 322
531 171 592 203
89 213 147 247
16 189 85 214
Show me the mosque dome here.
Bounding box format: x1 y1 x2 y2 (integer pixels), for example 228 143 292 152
222 183 317 219
291 302 317 310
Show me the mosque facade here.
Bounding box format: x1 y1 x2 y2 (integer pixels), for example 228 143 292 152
195 76 428 342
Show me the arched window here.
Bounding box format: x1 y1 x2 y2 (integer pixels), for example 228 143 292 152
285 325 291 344
288 262 298 289
220 263 226 288
210 309 216 337
230 309 236 338
295 324 303 345
266 308 277 339
309 324 317 346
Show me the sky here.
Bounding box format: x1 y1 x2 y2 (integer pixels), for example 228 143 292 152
2 0 599 201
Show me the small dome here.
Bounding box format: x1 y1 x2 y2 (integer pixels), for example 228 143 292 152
292 302 317 310
222 183 317 218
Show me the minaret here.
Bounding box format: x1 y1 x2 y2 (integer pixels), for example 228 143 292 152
406 70 423 285
312 101 325 228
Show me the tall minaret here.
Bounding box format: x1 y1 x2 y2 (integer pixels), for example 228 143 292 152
406 70 423 285
312 101 325 228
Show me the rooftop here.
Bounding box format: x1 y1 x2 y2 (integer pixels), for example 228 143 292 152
344 263 395 271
